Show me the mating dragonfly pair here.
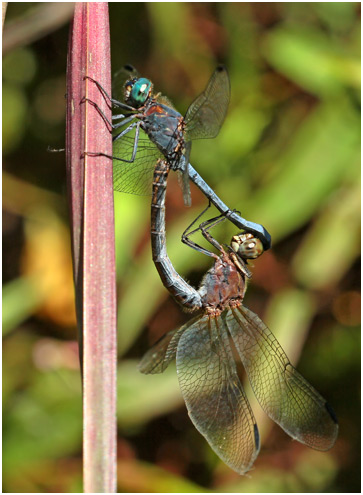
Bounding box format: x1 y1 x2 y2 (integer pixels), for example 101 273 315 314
85 64 271 250
85 66 338 474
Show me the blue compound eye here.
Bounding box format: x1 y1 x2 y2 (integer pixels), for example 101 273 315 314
125 78 151 107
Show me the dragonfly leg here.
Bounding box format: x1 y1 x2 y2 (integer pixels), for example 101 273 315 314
186 163 272 250
184 210 231 239
181 235 219 259
200 228 223 252
112 113 134 121
130 124 140 163
84 121 141 163
83 76 112 108
112 114 137 131
112 121 139 143
82 96 138 132
182 209 244 255
84 75 135 112
112 121 140 163
197 214 228 252
198 212 230 231
224 207 242 221
83 150 114 159
182 201 212 237
181 202 220 258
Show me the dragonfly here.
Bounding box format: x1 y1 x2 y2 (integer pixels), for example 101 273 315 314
85 65 271 250
140 158 339 474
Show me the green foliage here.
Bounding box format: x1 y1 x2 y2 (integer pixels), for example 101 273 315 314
3 2 360 492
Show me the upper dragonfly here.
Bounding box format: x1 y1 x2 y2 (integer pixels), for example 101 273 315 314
141 158 338 474
113 65 229 206
85 66 271 250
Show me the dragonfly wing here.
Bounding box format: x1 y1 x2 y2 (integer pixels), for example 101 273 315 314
138 316 199 374
184 65 230 141
226 306 339 451
176 314 260 474
112 132 162 195
180 142 191 206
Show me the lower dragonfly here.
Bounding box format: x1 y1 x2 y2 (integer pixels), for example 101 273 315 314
140 158 338 474
84 66 271 250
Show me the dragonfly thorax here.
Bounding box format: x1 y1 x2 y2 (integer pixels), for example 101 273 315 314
124 77 152 107
200 254 247 310
142 104 185 163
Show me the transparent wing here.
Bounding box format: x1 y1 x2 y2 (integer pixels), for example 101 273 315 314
138 317 198 374
226 306 339 451
176 314 260 474
184 65 230 141
112 130 162 195
180 142 192 206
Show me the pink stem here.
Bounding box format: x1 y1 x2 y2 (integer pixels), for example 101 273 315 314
66 3 117 492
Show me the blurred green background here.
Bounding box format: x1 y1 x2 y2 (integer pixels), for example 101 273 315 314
2 2 360 492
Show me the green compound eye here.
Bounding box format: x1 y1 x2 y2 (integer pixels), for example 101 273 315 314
231 234 264 260
125 78 152 107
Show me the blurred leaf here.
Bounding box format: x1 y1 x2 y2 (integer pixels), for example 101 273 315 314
2 172 63 217
264 289 316 364
222 3 260 88
3 2 74 54
3 331 37 402
243 98 360 240
147 2 213 82
3 369 82 473
313 3 359 34
2 276 46 335
118 459 206 492
117 360 182 428
3 3 360 490
21 208 76 326
2 84 27 154
220 449 337 492
294 448 338 490
114 194 149 275
292 180 360 289
197 105 270 175
305 324 360 381
262 26 360 97
3 46 37 85
3 458 83 493
147 3 189 58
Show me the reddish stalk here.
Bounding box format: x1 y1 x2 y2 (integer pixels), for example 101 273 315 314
66 3 117 492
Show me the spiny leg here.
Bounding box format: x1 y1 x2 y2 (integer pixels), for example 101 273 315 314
84 75 135 112
181 202 220 258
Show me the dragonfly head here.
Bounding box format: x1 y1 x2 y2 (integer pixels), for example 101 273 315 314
124 77 153 108
231 233 264 260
